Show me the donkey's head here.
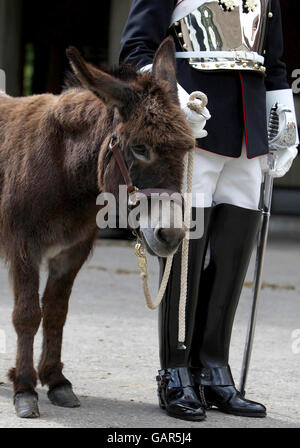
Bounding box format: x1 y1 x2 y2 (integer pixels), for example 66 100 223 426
66 38 194 257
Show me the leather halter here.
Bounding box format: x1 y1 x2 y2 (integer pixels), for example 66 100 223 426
109 137 184 207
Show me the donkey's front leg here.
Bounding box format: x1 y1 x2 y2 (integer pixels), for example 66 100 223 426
9 258 42 418
38 238 94 408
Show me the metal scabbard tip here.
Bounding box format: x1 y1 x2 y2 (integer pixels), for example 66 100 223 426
177 342 187 351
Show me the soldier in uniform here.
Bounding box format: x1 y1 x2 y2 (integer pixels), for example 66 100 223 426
120 0 298 421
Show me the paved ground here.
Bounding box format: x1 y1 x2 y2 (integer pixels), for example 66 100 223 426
0 221 299 428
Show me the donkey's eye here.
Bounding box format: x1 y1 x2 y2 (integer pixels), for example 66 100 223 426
131 145 150 161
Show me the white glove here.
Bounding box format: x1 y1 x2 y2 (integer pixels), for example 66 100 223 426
261 145 298 178
177 84 211 139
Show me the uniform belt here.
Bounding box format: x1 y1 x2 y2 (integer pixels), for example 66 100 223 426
175 51 265 65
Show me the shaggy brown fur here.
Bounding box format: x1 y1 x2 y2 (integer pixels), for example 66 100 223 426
0 38 194 401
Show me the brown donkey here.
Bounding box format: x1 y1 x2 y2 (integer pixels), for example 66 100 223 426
0 37 194 418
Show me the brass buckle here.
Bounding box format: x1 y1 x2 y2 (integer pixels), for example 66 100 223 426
128 187 140 207
109 135 119 149
134 242 147 277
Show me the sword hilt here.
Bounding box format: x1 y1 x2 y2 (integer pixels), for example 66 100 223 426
268 103 280 142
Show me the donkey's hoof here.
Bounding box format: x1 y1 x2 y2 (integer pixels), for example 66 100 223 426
48 385 80 408
14 392 40 418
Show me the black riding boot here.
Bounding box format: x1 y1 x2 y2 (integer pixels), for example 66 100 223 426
157 207 213 421
190 204 266 418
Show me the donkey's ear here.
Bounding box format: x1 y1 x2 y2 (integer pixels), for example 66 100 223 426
152 36 178 100
66 46 138 112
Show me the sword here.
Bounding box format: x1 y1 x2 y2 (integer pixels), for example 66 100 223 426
239 170 273 396
239 102 297 396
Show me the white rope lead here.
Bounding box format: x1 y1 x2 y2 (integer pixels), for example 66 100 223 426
136 148 194 315
135 92 208 348
135 245 173 310
177 147 194 348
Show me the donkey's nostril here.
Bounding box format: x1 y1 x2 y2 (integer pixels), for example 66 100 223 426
155 227 185 247
156 228 167 244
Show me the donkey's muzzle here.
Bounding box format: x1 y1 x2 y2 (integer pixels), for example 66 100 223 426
155 226 185 251
140 224 186 258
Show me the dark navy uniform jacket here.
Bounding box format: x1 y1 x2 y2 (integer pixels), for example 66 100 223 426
119 0 289 158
